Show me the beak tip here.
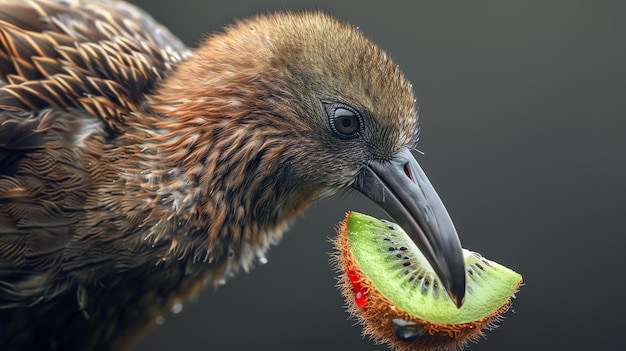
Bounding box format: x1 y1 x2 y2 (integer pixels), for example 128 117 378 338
453 293 465 309
445 262 467 309
447 275 466 308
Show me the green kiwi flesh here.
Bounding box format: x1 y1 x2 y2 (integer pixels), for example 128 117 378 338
347 212 521 325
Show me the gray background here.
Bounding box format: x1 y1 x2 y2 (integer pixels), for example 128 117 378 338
129 1 625 350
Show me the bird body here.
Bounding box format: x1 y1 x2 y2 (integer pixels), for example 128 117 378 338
0 1 466 350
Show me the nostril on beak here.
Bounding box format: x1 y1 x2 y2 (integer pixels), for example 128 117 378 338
403 163 412 180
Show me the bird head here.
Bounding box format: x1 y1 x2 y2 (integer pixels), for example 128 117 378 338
151 11 465 307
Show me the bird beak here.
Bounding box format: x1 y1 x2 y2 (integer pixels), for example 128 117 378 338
352 148 466 308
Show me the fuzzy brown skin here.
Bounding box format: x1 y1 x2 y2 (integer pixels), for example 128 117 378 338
0 1 419 350
332 212 519 351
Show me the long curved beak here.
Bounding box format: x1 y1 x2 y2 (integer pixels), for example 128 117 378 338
352 148 466 307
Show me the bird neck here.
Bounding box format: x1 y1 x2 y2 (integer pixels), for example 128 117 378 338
124 79 316 283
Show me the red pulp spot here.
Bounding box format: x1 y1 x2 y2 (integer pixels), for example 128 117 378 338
347 267 367 308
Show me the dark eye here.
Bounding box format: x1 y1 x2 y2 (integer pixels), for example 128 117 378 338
324 102 364 139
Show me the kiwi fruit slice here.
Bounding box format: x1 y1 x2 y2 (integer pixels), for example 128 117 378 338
332 212 522 351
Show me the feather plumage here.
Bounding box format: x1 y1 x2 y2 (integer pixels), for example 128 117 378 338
0 1 422 350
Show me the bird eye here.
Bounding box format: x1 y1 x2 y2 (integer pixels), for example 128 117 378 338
324 102 364 139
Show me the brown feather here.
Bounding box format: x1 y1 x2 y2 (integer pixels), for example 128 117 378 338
0 1 419 350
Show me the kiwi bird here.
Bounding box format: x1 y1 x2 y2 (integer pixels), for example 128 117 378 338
0 1 466 350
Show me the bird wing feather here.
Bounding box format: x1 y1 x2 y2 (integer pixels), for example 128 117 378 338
0 0 190 308
0 0 190 133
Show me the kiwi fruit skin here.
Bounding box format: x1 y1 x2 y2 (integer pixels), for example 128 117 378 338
332 212 523 351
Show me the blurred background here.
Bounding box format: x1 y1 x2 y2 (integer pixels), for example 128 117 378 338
129 1 625 350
